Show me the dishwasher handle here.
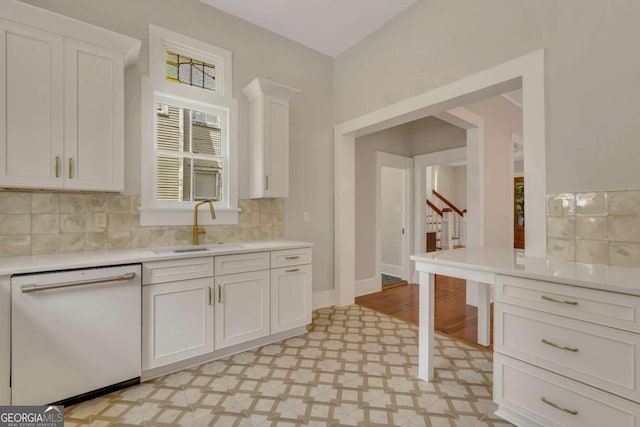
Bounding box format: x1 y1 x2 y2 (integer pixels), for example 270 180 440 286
21 272 137 294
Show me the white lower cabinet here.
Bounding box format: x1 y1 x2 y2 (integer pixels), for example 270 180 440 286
215 270 270 349
271 264 312 333
143 277 214 370
494 354 640 427
494 274 640 426
142 245 312 375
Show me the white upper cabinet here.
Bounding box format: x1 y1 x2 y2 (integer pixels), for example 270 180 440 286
64 40 124 191
0 20 64 189
243 78 300 199
0 1 140 192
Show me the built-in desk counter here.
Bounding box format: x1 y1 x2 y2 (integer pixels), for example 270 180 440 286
411 247 640 427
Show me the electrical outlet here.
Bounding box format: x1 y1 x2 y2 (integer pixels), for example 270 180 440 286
303 212 310 223
95 212 107 228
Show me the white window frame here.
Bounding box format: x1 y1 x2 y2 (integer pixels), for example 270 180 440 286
141 25 238 226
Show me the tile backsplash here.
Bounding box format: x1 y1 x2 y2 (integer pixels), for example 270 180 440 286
0 191 284 257
547 190 640 266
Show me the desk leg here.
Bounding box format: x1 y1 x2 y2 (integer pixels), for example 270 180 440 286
477 282 491 346
418 272 435 381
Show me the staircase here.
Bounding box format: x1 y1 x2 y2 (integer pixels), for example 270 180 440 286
425 190 466 251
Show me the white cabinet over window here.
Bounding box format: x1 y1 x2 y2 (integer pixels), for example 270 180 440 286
243 78 300 199
0 2 140 192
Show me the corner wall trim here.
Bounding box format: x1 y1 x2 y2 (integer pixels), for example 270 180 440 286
312 289 336 310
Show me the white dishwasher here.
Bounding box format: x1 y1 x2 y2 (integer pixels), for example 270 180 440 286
11 264 141 405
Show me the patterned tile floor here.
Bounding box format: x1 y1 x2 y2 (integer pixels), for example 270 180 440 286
64 305 512 426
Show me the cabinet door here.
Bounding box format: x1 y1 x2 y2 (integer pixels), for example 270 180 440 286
0 20 63 189
263 97 289 198
143 278 214 371
271 264 312 333
64 39 124 191
215 270 270 349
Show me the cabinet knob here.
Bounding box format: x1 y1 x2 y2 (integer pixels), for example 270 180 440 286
264 175 269 191
68 158 74 179
55 157 61 178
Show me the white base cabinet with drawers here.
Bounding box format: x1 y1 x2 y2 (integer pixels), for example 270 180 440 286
494 274 640 427
142 246 312 377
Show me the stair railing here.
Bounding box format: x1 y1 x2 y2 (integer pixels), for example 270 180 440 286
431 190 466 248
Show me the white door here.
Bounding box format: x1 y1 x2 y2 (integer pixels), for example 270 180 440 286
0 20 63 189
143 278 214 370
64 39 124 191
271 264 312 333
215 270 270 349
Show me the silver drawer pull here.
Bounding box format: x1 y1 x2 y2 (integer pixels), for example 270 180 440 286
285 256 300 260
541 397 578 415
542 338 578 352
541 295 578 305
286 268 300 273
21 272 136 293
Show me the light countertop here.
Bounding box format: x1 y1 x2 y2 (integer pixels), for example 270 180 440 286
0 240 312 276
411 247 640 296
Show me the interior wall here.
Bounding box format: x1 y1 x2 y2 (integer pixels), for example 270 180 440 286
21 0 335 292
380 167 404 272
354 125 411 280
409 117 467 154
465 95 523 249
433 165 466 209
334 0 640 194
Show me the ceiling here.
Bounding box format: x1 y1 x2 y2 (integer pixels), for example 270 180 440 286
198 0 417 57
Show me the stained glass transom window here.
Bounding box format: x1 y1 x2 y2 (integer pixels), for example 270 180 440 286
166 51 216 91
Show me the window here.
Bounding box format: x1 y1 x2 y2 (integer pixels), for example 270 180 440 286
141 25 238 226
165 51 216 91
155 102 224 202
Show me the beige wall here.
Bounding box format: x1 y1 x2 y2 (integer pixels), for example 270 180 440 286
21 0 335 292
465 96 523 249
355 125 411 280
409 117 466 154
380 167 404 270
334 0 640 194
434 165 466 209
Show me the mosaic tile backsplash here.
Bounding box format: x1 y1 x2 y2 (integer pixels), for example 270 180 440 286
0 191 284 257
547 190 640 266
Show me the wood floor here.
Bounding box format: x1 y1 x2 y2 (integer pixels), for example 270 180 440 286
355 275 494 351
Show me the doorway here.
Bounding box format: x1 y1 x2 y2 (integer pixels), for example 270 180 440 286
376 153 413 285
334 49 546 307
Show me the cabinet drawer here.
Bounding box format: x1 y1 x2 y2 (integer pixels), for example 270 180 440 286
496 274 640 333
143 257 214 285
496 303 640 402
215 252 270 275
271 248 312 268
494 354 640 427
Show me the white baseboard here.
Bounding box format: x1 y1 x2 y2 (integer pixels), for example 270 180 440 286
381 263 402 277
312 289 336 310
355 275 381 297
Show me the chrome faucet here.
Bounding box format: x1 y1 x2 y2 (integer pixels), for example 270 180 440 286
193 199 216 245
